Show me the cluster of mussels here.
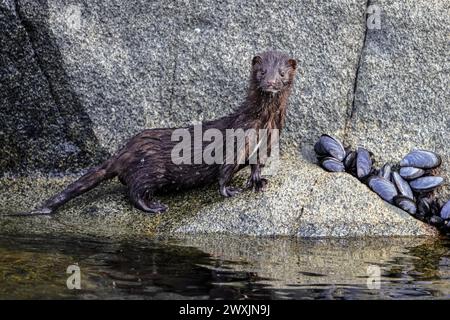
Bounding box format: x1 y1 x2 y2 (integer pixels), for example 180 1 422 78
314 134 450 235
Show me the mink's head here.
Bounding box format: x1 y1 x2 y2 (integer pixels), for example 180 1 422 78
251 51 297 93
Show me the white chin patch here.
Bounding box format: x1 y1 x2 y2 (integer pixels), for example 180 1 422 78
264 88 279 93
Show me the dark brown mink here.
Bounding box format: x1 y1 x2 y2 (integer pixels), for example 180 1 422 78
21 50 298 215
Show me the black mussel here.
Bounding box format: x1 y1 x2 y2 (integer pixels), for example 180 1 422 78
430 199 442 216
378 163 392 181
399 167 425 180
392 172 414 200
314 141 327 158
368 176 398 204
440 200 450 220
430 215 444 227
344 151 356 171
393 195 417 215
409 176 444 193
314 134 346 161
417 197 432 218
321 157 346 172
356 147 372 180
399 150 442 169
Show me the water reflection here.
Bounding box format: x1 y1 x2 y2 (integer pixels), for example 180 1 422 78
0 235 448 299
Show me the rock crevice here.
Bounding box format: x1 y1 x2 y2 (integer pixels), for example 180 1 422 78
343 0 371 143
13 0 60 125
0 0 108 175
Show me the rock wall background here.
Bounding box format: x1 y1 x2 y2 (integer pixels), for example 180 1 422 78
0 0 448 237
1 0 368 173
345 0 450 201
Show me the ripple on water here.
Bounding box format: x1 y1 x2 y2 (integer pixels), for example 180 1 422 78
0 234 449 300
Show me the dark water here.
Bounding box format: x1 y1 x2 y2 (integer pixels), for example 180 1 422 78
0 234 449 300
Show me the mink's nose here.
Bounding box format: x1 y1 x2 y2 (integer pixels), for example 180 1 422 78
266 79 276 86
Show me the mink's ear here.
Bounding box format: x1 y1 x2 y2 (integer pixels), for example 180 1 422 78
252 55 262 66
288 59 297 70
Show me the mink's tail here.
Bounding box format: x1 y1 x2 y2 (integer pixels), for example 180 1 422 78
13 158 117 216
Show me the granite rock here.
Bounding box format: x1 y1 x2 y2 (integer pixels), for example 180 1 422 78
344 0 450 199
0 159 437 238
0 0 447 238
1 0 368 173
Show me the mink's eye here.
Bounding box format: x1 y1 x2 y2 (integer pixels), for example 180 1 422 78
260 70 266 76
279 70 285 77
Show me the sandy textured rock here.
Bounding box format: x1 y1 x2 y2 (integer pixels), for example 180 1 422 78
176 159 437 237
0 159 437 238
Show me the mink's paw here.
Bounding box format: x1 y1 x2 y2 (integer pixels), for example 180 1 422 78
220 186 242 197
135 198 168 214
246 177 268 192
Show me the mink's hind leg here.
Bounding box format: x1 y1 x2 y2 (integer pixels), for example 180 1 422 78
128 186 168 214
11 163 115 216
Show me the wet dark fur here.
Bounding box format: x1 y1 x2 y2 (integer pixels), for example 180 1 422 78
24 51 297 215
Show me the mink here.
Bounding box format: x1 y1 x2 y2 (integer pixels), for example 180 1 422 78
22 50 297 215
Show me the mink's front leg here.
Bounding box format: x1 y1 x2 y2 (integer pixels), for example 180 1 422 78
245 164 268 192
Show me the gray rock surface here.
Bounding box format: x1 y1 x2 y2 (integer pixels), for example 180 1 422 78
344 0 450 200
0 1 107 174
176 159 437 237
1 0 368 173
0 0 448 237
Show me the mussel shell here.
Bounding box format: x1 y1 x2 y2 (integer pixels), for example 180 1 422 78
315 134 346 161
379 163 392 181
356 147 372 180
393 195 417 215
368 176 398 204
314 141 327 157
344 151 356 171
417 197 432 217
430 199 442 216
400 150 442 169
392 172 414 200
409 176 444 193
399 167 425 180
321 157 345 172
430 215 444 227
441 200 450 220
